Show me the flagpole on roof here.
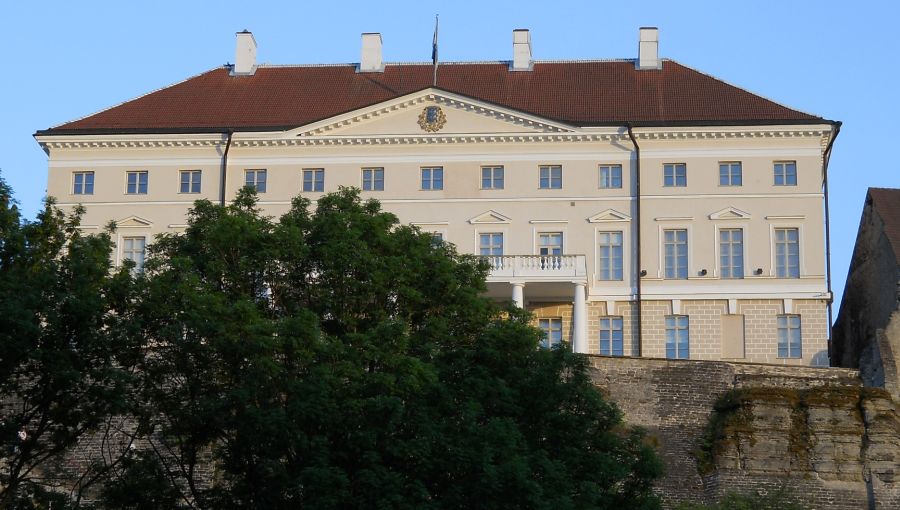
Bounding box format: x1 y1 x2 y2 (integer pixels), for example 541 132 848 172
432 14 439 87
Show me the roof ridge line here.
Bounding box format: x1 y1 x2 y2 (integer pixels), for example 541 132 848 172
256 58 637 68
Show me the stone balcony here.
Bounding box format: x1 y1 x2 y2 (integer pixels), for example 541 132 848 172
481 254 589 353
482 254 587 283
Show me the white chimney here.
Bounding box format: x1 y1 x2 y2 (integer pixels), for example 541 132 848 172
637 27 661 70
233 30 257 75
360 33 384 72
512 29 532 71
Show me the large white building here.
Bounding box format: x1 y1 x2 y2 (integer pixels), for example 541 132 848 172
35 28 840 365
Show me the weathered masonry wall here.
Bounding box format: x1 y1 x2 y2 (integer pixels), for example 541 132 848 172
528 298 829 365
587 355 900 509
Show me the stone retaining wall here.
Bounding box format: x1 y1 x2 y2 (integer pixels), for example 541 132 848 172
588 355 900 509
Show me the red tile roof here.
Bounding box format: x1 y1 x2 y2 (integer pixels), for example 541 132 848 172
868 188 900 265
39 60 827 135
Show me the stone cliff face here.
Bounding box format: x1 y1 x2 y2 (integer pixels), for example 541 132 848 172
588 356 900 509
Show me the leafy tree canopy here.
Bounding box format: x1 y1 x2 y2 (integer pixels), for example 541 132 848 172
0 173 135 508
2 180 662 509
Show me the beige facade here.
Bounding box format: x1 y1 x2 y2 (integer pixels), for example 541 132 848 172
36 30 837 366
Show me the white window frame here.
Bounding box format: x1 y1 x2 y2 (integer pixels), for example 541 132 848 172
361 167 384 191
771 226 801 278
481 166 504 190
539 165 562 189
535 230 564 271
774 161 797 186
777 314 802 358
598 316 624 356
662 228 689 279
122 236 147 273
72 171 94 195
665 315 690 359
302 168 325 192
429 231 446 246
596 230 624 281
421 166 443 190
598 164 622 189
663 163 687 187
125 171 148 195
539 317 563 349
245 169 267 193
718 228 744 279
477 232 504 257
474 227 508 271
179 170 201 194
718 162 742 187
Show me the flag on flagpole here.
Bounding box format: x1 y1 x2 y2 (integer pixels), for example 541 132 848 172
432 15 439 86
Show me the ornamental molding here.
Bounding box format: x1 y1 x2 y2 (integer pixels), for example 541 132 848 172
587 209 632 223
630 128 831 141
468 210 512 225
39 139 224 150
35 135 226 152
291 88 576 137
115 215 153 228
35 124 833 150
708 207 752 220
417 105 447 132
232 133 621 147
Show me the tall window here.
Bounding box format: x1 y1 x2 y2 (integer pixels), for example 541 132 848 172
597 231 623 280
719 162 742 186
663 163 687 187
538 232 563 269
664 229 688 279
665 315 690 359
303 169 324 192
774 228 800 278
73 171 94 195
719 229 744 279
539 318 563 349
599 165 622 189
123 236 146 273
362 168 384 191
180 170 201 193
481 166 504 189
774 161 797 186
478 233 503 257
245 169 267 193
599 317 624 356
126 171 148 194
539 165 562 189
777 315 802 358
421 167 443 190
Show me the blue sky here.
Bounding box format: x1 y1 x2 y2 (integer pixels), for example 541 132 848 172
3 1 898 312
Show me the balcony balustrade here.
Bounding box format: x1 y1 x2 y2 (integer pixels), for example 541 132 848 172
482 254 587 282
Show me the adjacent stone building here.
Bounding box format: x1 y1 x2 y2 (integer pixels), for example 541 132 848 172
35 28 840 366
833 187 900 399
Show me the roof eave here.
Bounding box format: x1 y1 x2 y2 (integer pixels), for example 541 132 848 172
35 117 837 138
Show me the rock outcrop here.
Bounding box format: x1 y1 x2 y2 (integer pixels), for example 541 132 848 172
589 355 900 509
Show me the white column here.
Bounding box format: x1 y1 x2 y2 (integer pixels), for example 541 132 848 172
573 282 587 353
511 282 525 308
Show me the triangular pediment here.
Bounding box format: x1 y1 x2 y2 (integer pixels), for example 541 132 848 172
115 215 153 228
289 89 577 137
709 207 752 220
587 209 631 223
468 210 512 225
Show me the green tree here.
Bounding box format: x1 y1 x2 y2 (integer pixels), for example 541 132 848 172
103 187 661 509
0 175 135 508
